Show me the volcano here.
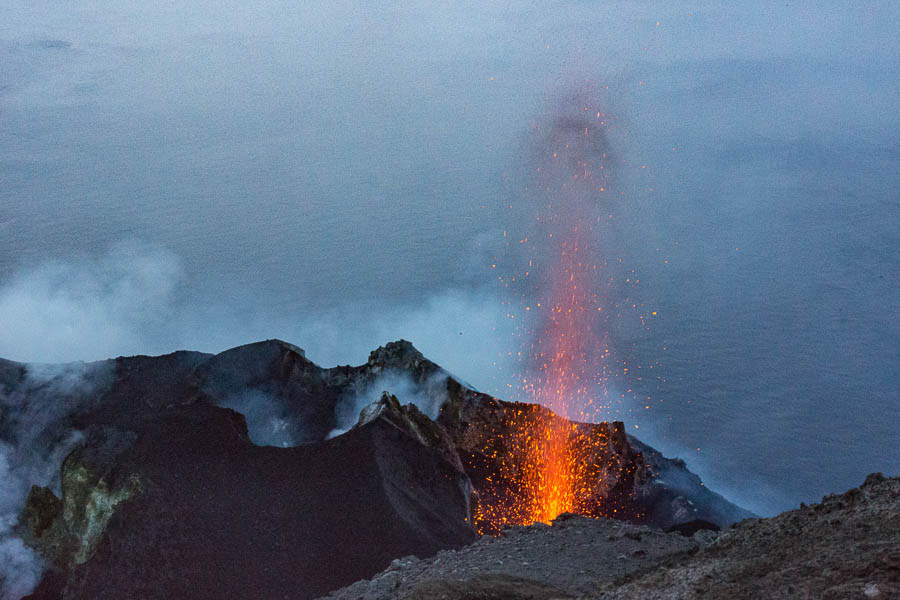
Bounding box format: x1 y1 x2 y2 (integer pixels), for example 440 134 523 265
1 340 752 599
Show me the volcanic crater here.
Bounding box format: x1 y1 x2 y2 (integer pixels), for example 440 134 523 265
4 339 752 599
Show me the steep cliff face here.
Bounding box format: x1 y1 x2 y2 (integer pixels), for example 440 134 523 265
4 339 751 599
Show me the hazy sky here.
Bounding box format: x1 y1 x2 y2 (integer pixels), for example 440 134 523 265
1 1 898 515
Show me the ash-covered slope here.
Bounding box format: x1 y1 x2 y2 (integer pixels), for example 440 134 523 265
320 474 900 600
598 473 900 599
1 339 751 600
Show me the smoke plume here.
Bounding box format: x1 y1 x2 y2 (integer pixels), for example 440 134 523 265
493 86 632 420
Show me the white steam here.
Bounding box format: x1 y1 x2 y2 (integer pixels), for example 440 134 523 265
218 389 299 448
0 242 520 399
0 241 182 364
0 536 41 600
328 369 450 439
0 361 112 599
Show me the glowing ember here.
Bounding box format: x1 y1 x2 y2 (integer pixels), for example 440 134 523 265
468 403 642 535
471 228 608 532
527 226 602 521
473 90 626 534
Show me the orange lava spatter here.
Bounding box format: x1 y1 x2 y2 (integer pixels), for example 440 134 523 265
475 93 627 534
523 225 604 523
468 402 643 535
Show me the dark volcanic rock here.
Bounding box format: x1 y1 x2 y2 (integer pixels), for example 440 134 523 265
365 339 441 377
3 339 752 600
403 574 574 600
20 486 61 540
26 403 474 600
191 339 342 445
627 436 754 529
597 474 900 599
360 391 467 474
664 519 720 536
83 350 212 424
320 514 698 600
322 475 900 600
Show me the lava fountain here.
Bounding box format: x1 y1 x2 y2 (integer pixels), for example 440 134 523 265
525 224 608 523
475 89 622 533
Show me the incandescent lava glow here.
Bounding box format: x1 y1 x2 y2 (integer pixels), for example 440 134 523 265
476 89 621 534
526 225 607 523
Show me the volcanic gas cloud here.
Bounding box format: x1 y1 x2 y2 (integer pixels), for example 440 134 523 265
480 88 627 531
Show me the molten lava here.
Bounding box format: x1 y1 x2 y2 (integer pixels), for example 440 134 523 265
468 402 642 535
473 93 626 534
518 223 600 518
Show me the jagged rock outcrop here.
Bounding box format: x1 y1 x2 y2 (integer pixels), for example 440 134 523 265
365 340 442 378
627 435 753 529
19 429 142 569
358 392 466 474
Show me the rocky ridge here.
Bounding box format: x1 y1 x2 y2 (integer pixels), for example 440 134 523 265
321 474 899 600
597 473 900 600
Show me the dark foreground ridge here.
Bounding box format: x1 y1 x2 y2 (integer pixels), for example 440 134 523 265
2 340 752 600
321 474 900 600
